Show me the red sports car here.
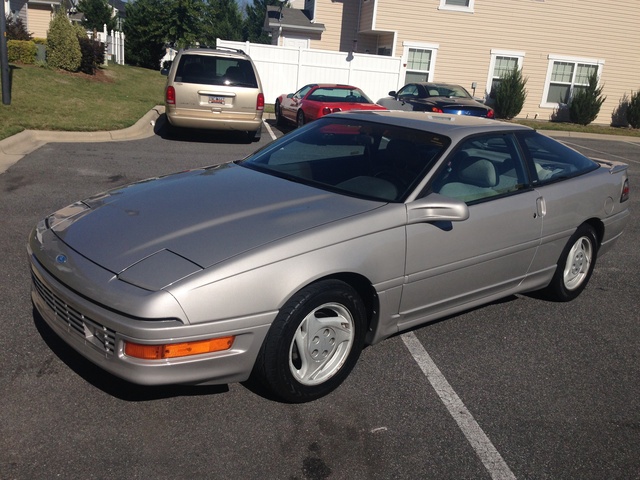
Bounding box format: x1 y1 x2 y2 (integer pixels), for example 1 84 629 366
275 84 386 127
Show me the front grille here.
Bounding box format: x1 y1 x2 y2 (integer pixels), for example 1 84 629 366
32 272 116 355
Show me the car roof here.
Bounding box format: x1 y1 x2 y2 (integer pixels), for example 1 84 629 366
408 82 465 88
179 47 249 59
330 110 533 139
309 84 360 89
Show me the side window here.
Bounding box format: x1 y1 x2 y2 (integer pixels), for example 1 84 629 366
517 132 599 184
398 85 419 99
432 134 528 203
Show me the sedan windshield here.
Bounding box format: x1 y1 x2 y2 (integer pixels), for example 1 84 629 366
239 117 449 202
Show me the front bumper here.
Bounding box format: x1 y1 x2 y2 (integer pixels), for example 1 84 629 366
30 253 274 386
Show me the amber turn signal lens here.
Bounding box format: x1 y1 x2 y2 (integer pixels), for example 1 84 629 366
124 336 235 360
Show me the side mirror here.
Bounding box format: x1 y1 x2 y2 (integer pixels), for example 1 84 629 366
287 93 294 99
389 91 397 98
407 194 469 224
160 68 169 76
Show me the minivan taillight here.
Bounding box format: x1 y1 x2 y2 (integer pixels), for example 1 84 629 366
256 93 265 111
166 86 176 105
487 108 495 119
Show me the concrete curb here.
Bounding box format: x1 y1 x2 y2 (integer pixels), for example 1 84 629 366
0 105 165 175
538 129 640 143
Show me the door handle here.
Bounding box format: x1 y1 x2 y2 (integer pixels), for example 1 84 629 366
536 196 546 218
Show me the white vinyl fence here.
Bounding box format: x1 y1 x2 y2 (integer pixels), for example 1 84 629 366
91 25 125 66
216 39 404 104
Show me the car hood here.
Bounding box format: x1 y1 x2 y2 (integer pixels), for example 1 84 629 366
48 163 382 276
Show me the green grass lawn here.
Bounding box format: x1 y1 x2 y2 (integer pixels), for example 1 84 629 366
1 63 639 141
0 63 166 141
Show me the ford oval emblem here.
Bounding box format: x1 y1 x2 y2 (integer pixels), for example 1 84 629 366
56 254 67 264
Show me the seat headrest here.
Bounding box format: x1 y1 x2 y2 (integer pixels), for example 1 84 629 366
458 157 497 187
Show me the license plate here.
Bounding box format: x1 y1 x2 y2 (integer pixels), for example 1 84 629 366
208 96 225 105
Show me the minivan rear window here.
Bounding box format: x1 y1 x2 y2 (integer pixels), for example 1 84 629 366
175 55 258 88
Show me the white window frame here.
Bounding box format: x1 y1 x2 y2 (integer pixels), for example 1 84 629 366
540 54 605 108
485 49 525 100
438 0 474 13
401 41 440 87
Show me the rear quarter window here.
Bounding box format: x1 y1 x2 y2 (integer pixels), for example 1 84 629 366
517 132 599 184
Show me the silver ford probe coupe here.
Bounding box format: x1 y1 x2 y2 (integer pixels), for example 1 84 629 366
28 111 630 402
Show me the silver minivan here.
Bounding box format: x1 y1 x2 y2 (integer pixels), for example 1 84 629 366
163 47 264 141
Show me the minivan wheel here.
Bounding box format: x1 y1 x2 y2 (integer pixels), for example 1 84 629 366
247 128 262 142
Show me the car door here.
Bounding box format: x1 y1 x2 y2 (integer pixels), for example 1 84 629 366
281 85 314 122
398 132 542 330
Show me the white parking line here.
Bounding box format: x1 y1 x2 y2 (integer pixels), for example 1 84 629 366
264 119 278 141
559 139 640 164
401 332 516 480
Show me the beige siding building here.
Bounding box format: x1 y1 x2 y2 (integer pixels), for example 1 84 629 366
266 0 640 125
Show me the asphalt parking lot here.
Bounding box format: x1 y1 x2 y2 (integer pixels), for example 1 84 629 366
1 119 639 479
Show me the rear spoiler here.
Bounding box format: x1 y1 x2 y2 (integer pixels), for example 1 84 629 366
592 157 629 174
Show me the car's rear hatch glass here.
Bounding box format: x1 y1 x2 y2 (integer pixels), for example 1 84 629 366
175 55 258 88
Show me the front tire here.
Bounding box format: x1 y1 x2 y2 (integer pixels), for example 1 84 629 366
296 110 306 128
542 224 598 301
275 101 284 126
254 280 366 403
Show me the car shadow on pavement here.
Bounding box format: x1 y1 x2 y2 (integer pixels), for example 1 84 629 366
33 308 230 401
154 113 262 145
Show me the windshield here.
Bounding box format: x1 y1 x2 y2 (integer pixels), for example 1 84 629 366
307 87 374 104
239 117 450 202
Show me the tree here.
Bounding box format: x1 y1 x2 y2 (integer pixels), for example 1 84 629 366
569 72 606 126
124 0 167 69
202 0 244 44
47 7 82 72
243 0 282 44
627 89 640 129
77 0 116 32
493 68 527 120
164 0 207 49
124 0 247 70
5 14 32 40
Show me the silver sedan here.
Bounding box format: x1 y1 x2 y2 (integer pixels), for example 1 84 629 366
28 111 630 402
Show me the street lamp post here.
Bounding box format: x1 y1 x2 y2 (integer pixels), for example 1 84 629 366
0 0 11 105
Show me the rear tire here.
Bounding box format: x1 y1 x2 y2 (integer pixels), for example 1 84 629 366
254 280 366 403
542 224 598 302
247 127 262 143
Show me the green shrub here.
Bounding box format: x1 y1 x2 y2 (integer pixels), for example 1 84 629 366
569 72 606 126
5 14 32 40
626 90 640 129
493 68 527 120
46 9 82 72
7 40 37 64
78 38 105 74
